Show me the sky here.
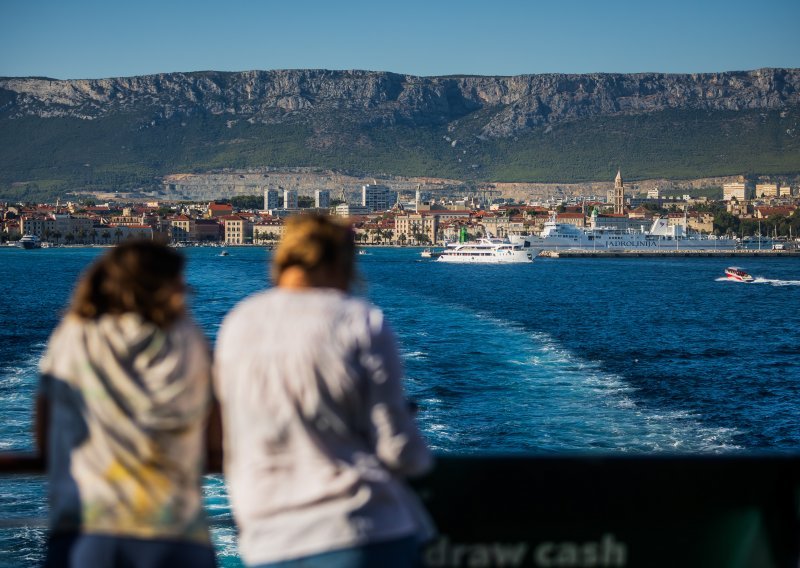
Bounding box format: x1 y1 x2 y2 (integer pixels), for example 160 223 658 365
1 0 799 80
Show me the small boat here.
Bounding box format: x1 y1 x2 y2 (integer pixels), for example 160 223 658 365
420 248 441 259
725 267 753 282
219 250 229 257
17 234 42 249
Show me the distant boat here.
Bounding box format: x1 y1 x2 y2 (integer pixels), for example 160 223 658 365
725 266 753 283
17 235 41 249
219 250 229 257
420 248 441 259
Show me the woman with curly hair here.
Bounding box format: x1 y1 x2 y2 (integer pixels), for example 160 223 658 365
36 240 218 568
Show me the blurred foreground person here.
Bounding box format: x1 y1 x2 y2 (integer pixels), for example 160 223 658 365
215 214 433 568
36 241 218 568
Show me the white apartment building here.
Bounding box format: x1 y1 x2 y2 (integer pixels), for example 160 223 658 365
755 183 780 198
723 182 751 201
315 189 331 209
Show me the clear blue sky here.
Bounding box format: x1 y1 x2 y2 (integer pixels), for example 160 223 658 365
2 0 798 79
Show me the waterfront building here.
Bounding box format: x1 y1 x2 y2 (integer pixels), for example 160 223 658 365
3 219 20 238
20 214 95 242
395 213 439 245
109 213 149 226
252 220 285 244
361 184 397 212
194 219 223 242
481 215 526 238
168 215 195 242
222 215 253 244
19 216 52 238
315 189 331 209
104 224 155 243
557 212 587 228
264 189 280 210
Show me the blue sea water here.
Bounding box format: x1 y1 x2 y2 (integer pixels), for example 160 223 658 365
1 246 799 566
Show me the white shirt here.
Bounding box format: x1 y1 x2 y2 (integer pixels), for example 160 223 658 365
214 288 432 565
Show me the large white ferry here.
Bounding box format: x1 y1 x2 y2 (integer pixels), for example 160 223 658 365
437 237 536 264
509 211 738 251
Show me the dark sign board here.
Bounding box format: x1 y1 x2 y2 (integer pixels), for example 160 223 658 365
411 456 800 568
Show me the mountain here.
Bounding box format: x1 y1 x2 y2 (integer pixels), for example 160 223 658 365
1 69 799 201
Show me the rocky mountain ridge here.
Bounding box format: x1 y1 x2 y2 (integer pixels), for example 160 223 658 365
2 68 799 138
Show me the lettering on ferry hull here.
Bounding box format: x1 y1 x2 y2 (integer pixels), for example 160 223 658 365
605 241 660 248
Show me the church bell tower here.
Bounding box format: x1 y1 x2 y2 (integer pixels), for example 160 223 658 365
614 170 625 215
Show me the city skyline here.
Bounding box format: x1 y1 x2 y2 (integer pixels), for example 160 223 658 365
2 0 799 80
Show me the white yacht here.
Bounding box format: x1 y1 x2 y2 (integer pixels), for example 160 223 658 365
17 234 42 249
509 210 738 251
436 238 536 264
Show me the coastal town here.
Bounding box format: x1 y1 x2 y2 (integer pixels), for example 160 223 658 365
2 172 799 249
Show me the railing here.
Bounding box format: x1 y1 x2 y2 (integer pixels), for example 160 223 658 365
2 453 799 567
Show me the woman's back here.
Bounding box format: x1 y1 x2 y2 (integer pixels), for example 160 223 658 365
41 313 212 541
215 286 432 566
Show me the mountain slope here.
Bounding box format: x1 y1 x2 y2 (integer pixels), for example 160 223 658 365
1 69 799 200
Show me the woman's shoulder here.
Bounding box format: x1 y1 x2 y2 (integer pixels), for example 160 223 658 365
332 295 388 337
225 289 275 319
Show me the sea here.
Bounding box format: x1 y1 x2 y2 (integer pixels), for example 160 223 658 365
1 245 799 566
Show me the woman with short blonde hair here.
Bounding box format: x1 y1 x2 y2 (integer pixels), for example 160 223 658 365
215 214 433 568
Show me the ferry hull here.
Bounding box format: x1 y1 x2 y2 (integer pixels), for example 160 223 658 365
437 251 532 264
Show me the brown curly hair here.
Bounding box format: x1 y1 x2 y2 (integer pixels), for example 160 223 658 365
69 240 186 328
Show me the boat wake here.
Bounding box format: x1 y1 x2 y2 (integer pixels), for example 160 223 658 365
376 283 742 454
752 277 800 286
717 276 800 286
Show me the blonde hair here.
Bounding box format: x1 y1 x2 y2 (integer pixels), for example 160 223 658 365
271 214 355 288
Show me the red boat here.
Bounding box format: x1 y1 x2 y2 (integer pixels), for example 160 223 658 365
725 267 754 283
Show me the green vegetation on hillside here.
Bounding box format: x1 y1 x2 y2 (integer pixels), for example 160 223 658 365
1 106 798 202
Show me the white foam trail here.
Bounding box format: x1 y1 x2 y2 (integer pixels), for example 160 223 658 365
752 277 800 286
391 290 742 454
